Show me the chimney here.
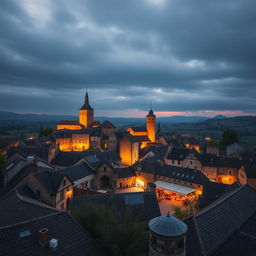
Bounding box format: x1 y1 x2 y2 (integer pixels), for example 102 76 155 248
39 228 49 246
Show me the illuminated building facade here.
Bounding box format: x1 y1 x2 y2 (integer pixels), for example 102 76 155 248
119 109 157 165
55 91 116 152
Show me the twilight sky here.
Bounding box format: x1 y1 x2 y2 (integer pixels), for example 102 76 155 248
0 0 256 117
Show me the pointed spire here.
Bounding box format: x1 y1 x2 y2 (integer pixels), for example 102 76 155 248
85 89 89 105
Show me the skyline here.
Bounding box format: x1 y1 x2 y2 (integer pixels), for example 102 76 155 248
1 0 256 117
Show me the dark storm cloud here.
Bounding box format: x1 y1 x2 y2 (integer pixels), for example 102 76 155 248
0 0 256 115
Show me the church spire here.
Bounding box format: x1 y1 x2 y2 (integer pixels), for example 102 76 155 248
85 90 89 105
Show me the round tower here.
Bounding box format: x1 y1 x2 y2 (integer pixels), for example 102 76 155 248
79 91 94 128
149 213 187 256
146 109 156 142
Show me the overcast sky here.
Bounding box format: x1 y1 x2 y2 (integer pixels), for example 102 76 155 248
0 0 256 117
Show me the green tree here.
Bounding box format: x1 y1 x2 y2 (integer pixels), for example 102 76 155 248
0 152 7 186
173 200 199 219
220 129 239 149
71 203 148 256
39 127 53 137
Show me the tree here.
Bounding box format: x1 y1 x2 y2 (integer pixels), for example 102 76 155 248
173 200 199 219
220 129 239 149
71 203 148 256
0 152 7 186
39 127 53 137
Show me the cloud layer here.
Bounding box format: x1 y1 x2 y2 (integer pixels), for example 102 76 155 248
0 0 256 117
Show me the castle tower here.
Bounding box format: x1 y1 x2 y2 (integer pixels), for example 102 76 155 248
149 213 188 256
79 91 94 128
146 109 156 142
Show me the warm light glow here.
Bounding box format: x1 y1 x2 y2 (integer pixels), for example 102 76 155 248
135 178 145 188
220 175 236 185
65 189 73 198
57 124 82 130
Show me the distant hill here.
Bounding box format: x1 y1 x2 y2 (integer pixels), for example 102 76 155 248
0 111 208 125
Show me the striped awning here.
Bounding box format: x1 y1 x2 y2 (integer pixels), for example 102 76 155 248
154 181 195 195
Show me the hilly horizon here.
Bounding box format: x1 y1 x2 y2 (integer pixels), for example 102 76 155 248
0 110 226 124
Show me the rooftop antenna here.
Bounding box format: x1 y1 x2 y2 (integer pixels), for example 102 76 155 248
150 100 153 110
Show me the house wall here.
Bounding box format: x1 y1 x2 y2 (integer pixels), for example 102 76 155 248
55 177 73 210
238 167 247 185
108 133 118 152
117 176 136 188
120 137 132 166
201 166 218 181
57 124 82 130
94 163 116 189
183 154 202 170
18 172 55 207
73 174 94 189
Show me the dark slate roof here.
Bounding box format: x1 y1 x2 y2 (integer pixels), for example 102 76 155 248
242 160 256 178
59 162 93 182
114 166 136 178
199 181 240 209
70 191 161 222
166 147 190 160
133 156 163 174
129 126 147 132
147 109 156 117
2 164 53 197
52 150 120 167
34 170 68 196
9 144 51 161
212 211 256 256
156 165 209 185
89 128 102 137
163 137 185 148
80 102 93 110
140 144 169 159
0 189 57 227
57 120 81 125
100 120 116 129
0 212 106 256
183 216 204 256
122 133 143 143
55 128 90 138
188 185 256 256
201 154 243 169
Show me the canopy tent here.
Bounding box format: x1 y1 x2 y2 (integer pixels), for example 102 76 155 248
154 181 195 195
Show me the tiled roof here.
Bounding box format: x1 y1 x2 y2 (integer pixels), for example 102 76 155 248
189 185 256 256
59 162 93 182
157 165 209 185
129 126 147 132
0 212 106 256
35 170 68 196
55 128 90 138
166 147 190 160
100 120 116 129
114 166 136 178
0 189 57 227
201 154 243 169
57 120 80 125
70 191 161 222
199 181 240 209
52 150 120 167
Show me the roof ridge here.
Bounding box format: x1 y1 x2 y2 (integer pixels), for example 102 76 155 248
191 215 206 256
196 185 251 217
0 211 62 230
15 187 58 211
